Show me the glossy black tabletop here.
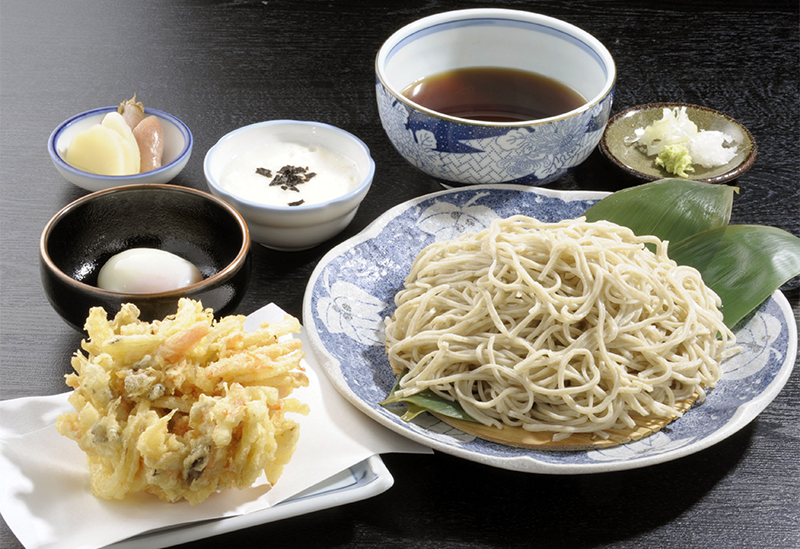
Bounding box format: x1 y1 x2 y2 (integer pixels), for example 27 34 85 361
1 1 798 547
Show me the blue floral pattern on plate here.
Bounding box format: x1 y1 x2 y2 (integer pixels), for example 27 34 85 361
302 185 797 473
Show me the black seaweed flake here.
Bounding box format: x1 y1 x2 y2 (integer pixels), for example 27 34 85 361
269 165 313 190
261 165 318 205
255 167 272 177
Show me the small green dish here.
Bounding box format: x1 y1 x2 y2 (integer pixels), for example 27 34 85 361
599 102 757 184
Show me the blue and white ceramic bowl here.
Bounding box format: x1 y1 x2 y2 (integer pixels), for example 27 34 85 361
375 9 616 187
48 106 193 192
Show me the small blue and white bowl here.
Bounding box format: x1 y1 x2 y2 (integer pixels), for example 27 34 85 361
48 106 193 192
375 9 616 187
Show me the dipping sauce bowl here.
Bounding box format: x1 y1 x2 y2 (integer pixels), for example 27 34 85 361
375 8 616 186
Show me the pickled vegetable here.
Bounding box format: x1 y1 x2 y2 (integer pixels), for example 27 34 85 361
100 112 140 174
117 94 146 131
64 95 166 176
64 112 140 176
132 115 165 172
118 94 165 171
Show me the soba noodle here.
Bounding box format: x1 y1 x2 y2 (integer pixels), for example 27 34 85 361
385 216 735 439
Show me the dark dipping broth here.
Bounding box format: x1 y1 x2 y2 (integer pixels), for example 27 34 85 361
402 67 586 123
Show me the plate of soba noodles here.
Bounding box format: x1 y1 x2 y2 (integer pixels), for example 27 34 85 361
302 185 796 473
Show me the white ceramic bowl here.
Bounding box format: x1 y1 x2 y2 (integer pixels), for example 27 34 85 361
48 106 193 192
376 9 616 186
204 120 376 251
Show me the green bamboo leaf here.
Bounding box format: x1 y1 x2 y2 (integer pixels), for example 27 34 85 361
584 178 737 243
669 225 800 328
380 374 477 422
401 402 427 422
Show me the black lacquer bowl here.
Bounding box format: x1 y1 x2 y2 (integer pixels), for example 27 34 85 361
40 184 251 331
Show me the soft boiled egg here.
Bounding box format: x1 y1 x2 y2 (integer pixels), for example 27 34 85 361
97 248 203 293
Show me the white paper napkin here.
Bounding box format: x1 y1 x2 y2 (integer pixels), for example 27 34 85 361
0 303 431 549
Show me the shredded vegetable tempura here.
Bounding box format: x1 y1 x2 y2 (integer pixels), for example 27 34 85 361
57 298 309 505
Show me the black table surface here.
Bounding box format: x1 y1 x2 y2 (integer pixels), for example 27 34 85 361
1 1 798 547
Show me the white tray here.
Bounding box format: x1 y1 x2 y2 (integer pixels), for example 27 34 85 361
108 455 393 549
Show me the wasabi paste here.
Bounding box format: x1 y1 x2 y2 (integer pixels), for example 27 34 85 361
655 144 694 178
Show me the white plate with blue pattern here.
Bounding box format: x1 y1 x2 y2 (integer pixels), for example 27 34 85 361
302 185 797 473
